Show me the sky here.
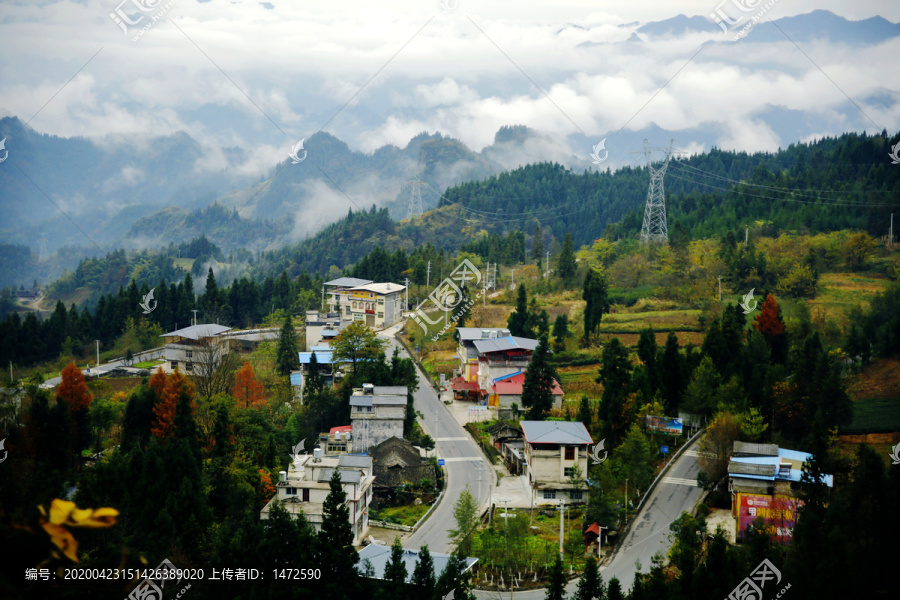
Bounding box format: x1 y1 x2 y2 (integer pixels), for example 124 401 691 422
1 0 899 174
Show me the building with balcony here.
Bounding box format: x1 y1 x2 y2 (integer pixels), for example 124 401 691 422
521 420 592 505
262 450 374 546
350 384 408 453
304 310 345 351
455 327 510 383
342 283 406 329
474 336 539 400
159 324 232 373
324 277 373 314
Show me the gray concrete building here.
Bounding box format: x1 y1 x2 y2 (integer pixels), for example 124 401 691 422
349 384 408 453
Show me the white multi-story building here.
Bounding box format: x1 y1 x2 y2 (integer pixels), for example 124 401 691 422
520 420 592 505
261 451 375 545
159 324 232 373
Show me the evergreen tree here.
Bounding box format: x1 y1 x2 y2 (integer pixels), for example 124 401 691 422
448 485 479 554
456 283 472 328
659 333 687 415
557 232 576 284
572 556 604 600
306 350 325 396
411 544 436 598
531 226 544 266
507 285 529 337
595 338 633 445
552 313 570 353
606 577 624 600
319 469 359 600
384 536 409 598
635 328 659 400
577 396 593 430
276 313 299 376
522 334 558 420
545 554 566 600
583 270 610 342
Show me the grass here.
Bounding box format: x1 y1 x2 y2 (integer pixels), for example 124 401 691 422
596 309 702 334
133 359 164 369
841 397 900 434
371 503 430 527
808 272 890 329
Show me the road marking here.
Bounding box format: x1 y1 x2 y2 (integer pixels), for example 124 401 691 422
434 437 468 441
662 477 697 487
684 450 699 456
441 457 484 462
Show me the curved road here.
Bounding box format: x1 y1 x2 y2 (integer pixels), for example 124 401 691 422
378 329 493 554
380 324 704 596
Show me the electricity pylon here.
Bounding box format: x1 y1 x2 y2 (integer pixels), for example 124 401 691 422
633 139 682 244
405 170 425 219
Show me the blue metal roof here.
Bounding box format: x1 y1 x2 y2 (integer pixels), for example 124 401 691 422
290 373 303 386
298 351 335 364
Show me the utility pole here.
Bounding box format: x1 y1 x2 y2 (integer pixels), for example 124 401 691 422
404 278 410 313
426 261 431 289
745 226 749 244
500 498 512 600
94 340 100 367
191 309 199 326
717 276 722 302
559 500 565 560
511 269 514 289
9 361 12 381
624 479 628 523
891 213 894 247
597 524 609 561
321 286 325 312
545 251 550 277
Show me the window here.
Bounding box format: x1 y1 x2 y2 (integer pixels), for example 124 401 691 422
378 298 384 304
286 487 297 495
345 307 351 315
185 350 192 359
369 293 374 298
170 361 178 369
378 312 383 318
565 446 575 460
186 362 193 372
564 467 575 477
570 490 583 501
302 488 309 502
543 490 556 499
366 406 372 412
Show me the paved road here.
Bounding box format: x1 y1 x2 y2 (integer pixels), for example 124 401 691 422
378 328 493 555
473 437 705 599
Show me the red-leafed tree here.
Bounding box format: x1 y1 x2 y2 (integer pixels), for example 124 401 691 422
149 366 167 399
57 362 93 452
753 294 788 363
233 361 266 409
152 369 195 439
258 469 276 506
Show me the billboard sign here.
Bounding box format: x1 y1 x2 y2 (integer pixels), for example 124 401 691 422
737 494 803 544
646 415 683 436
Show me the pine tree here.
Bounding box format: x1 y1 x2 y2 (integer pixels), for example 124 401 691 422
595 338 632 446
319 469 359 599
531 226 544 266
583 270 610 342
572 556 604 600
577 396 593 430
557 232 576 284
522 334 559 420
552 313 570 353
276 313 299 376
384 536 409 598
411 544 436 598
448 485 479 554
636 328 659 400
659 333 687 415
606 577 624 600
456 283 472 328
507 284 529 337
545 554 566 600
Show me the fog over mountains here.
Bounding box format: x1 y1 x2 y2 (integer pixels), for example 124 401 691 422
1 8 898 260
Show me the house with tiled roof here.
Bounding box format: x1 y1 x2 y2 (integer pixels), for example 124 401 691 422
489 371 564 410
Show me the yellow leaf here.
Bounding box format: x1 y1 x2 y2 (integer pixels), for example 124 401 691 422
42 523 79 563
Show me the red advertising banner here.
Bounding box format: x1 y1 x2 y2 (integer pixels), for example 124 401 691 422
737 494 803 543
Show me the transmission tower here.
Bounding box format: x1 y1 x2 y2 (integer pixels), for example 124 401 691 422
405 171 425 219
633 139 682 244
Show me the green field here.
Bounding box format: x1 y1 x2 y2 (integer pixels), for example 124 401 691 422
370 503 429 527
134 359 164 369
841 397 900 434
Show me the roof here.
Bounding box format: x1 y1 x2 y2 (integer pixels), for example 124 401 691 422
316 468 362 484
350 393 407 406
349 282 406 295
330 425 353 434
357 545 477 583
733 441 779 457
521 421 592 445
298 351 334 364
729 462 777 477
160 323 232 340
289 373 302 386
456 327 511 341
473 336 539 354
374 385 408 396
491 372 563 397
325 277 373 288
338 455 373 469
451 377 481 393
321 330 340 338
310 345 332 351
